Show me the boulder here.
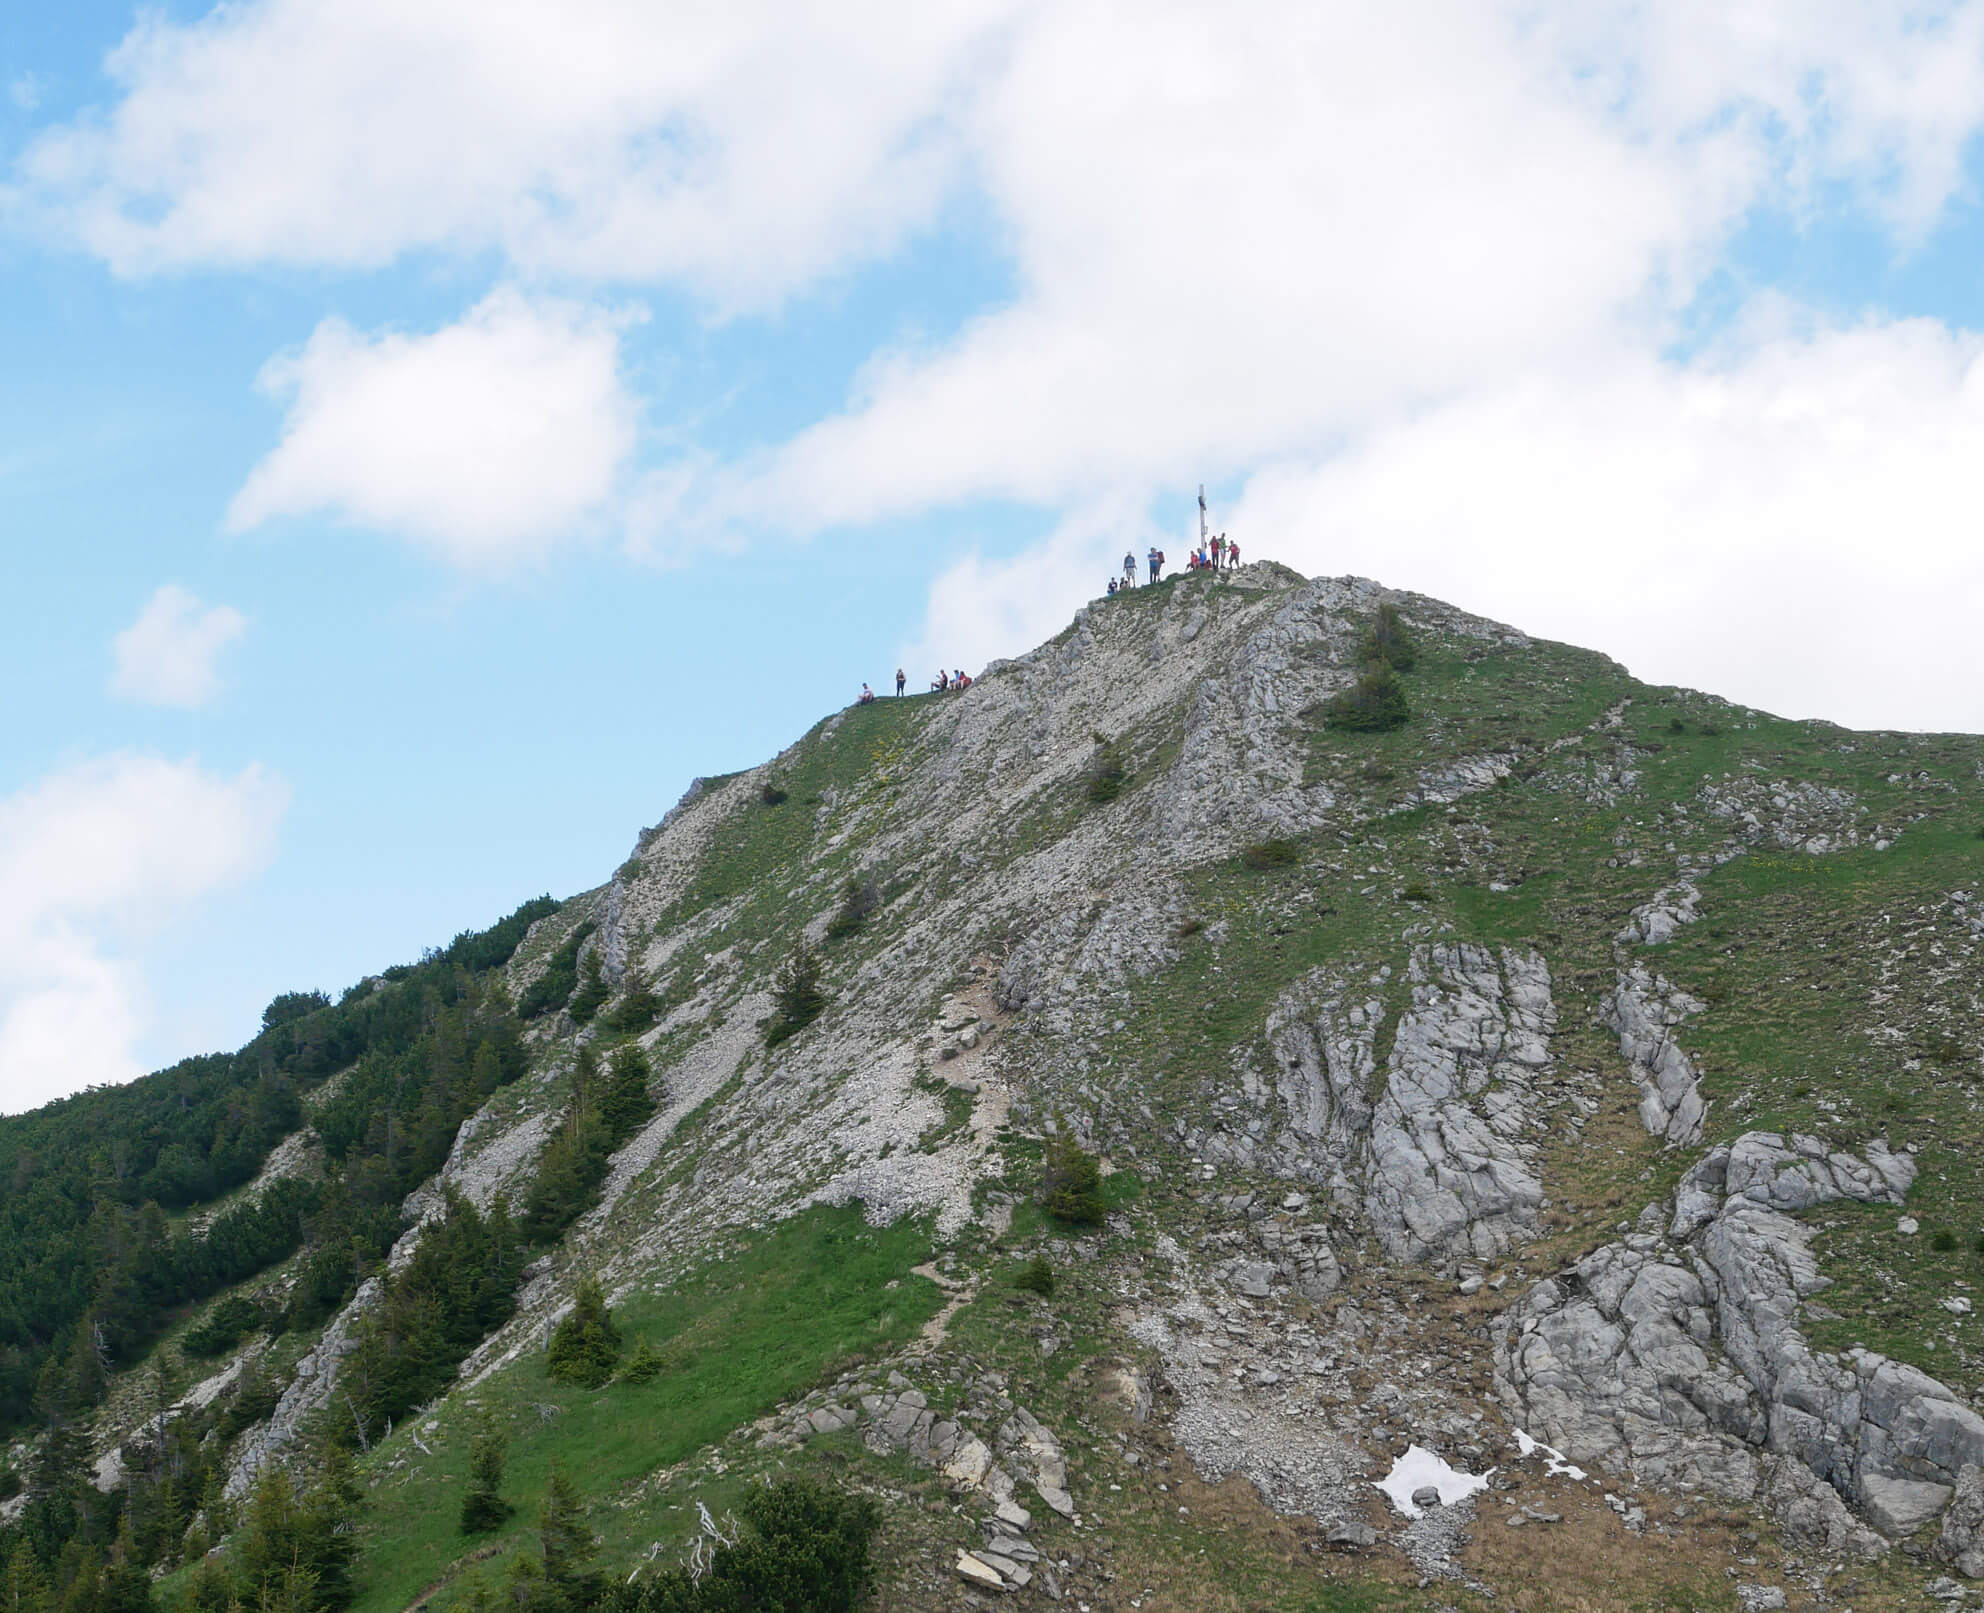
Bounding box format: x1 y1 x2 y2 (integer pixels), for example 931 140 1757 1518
1036 1482 1076 1518
955 1552 1007 1591
1860 1473 1953 1537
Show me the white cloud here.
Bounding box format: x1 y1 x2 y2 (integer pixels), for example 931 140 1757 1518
0 755 288 1113
1230 315 1984 732
737 1 1984 529
227 288 639 570
109 584 246 707
894 496 1157 681
11 0 1008 306
910 316 1984 732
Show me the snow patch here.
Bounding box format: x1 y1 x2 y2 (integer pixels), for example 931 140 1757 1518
1514 1429 1587 1481
1374 1445 1491 1517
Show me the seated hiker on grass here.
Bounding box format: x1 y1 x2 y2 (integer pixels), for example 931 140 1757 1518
1108 576 1119 595
859 683 875 704
932 669 948 692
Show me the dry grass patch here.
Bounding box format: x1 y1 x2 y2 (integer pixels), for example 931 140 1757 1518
1464 1472 1752 1612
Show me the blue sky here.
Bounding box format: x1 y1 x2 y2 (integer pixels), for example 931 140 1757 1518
5 1 1984 1109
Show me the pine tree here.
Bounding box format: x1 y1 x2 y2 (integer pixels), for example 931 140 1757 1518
537 1467 601 1611
545 1279 621 1388
567 953 609 1024
766 945 825 1047
458 1418 513 1535
618 1336 666 1385
598 1048 656 1147
1 1542 53 1613
1042 1137 1105 1225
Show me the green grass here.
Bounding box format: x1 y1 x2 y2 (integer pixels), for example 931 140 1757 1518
343 1204 943 1613
679 699 932 916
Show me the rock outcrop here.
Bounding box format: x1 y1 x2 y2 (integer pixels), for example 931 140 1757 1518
1602 966 1707 1147
1495 1131 1964 1546
1267 943 1555 1271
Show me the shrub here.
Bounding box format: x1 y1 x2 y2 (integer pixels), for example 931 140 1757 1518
1401 882 1433 903
459 1420 513 1535
567 953 609 1024
183 1292 266 1359
1700 722 1723 738
1042 1138 1105 1226
1086 737 1128 804
1933 1230 1960 1253
261 990 330 1032
619 1337 666 1385
546 1278 622 1388
1242 839 1299 871
215 1364 284 1443
1668 716 1687 734
520 922 597 1021
1175 917 1204 939
766 945 826 1047
1015 1255 1055 1296
620 1479 880 1613
1360 601 1416 673
1324 665 1410 732
824 875 880 941
760 783 789 807
604 976 662 1036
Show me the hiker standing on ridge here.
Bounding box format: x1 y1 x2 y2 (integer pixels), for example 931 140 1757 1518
1226 536 1240 571
895 667 906 696
1147 546 1161 585
1123 551 1137 588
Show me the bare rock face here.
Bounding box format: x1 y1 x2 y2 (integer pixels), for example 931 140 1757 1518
1367 945 1554 1268
225 1276 382 1498
1494 1130 1965 1546
1268 943 1554 1272
1935 1464 1984 1577
1602 966 1708 1147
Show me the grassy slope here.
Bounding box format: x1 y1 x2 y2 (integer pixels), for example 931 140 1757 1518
348 1205 942 1613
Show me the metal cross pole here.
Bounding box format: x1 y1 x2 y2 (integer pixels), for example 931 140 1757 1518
1199 484 1208 545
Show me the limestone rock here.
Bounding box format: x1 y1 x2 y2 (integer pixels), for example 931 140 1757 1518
1498 1129 1961 1544
1617 881 1701 947
1602 966 1707 1147
956 1552 1008 1591
1267 943 1555 1272
1036 1482 1076 1518
1936 1465 1984 1577
1860 1473 1952 1536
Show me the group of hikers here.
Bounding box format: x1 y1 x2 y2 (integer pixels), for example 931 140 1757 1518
1107 532 1240 596
856 523 1247 705
859 666 973 703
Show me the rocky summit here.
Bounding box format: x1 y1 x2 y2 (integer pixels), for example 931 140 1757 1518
12 561 1984 1613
